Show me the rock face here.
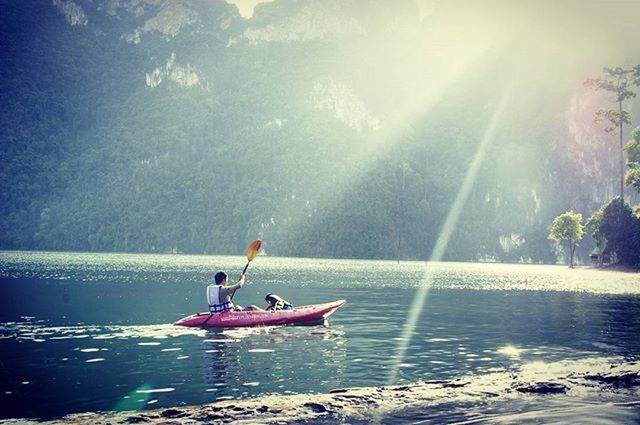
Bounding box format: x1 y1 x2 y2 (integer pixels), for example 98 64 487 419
141 0 195 37
311 79 380 133
145 52 200 88
2 360 638 424
52 0 88 26
584 363 640 387
229 0 365 45
117 0 197 43
101 0 164 17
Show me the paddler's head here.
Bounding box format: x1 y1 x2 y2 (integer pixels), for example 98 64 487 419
214 271 228 286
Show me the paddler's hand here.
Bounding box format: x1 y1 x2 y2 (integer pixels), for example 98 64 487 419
237 275 246 287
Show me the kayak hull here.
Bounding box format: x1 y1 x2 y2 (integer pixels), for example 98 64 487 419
174 300 346 328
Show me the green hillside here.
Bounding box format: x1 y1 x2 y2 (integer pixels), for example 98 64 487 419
1 0 638 261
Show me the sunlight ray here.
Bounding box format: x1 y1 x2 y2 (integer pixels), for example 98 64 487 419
388 85 514 384
275 44 495 241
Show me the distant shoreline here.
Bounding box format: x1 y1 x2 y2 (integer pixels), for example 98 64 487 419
3 249 638 271
592 264 640 273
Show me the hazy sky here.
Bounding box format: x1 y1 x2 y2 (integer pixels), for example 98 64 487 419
225 0 274 18
226 0 639 73
419 0 639 68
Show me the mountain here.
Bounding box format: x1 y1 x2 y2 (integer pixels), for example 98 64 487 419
1 0 639 261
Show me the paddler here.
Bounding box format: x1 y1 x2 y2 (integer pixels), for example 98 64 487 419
207 271 262 312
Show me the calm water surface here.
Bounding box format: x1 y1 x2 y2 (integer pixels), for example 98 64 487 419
0 251 639 421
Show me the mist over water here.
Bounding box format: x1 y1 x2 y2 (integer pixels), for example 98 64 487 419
1 252 639 421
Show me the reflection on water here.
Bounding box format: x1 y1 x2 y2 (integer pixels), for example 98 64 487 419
0 318 348 419
0 251 639 420
200 325 346 399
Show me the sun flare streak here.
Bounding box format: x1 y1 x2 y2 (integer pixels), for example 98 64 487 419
388 86 514 384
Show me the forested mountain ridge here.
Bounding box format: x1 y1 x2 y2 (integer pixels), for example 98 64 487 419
1 0 639 261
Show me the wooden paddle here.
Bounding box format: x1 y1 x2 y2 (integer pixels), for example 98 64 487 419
242 239 262 276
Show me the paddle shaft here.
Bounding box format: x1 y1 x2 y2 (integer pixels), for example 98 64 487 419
229 239 261 302
231 262 251 301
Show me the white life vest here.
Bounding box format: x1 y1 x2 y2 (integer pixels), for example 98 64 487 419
207 284 234 313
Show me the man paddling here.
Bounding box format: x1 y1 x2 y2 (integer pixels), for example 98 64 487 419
207 271 261 312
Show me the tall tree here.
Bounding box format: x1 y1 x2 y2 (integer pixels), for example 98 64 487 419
625 126 640 194
548 211 584 268
584 66 640 203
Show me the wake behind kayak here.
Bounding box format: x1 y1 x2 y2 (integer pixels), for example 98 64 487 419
174 300 346 328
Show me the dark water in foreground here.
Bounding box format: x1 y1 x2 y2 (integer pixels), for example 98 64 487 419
0 251 639 422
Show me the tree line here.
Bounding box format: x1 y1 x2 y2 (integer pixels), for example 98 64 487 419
549 66 640 269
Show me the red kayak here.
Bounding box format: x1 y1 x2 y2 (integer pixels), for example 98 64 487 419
174 300 346 328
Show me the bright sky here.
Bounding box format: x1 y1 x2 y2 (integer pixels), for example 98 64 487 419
225 0 274 19
227 0 439 21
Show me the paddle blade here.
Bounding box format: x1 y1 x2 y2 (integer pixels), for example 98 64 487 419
246 239 262 262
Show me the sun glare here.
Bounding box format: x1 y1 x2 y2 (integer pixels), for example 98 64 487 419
225 0 274 19
497 345 524 358
277 17 498 241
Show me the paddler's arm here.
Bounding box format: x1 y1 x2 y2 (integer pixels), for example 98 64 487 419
220 275 245 300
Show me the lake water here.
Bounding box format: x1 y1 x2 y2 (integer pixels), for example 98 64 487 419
1 251 639 422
